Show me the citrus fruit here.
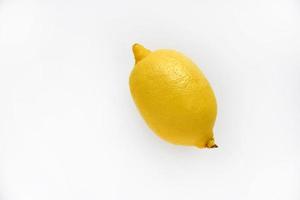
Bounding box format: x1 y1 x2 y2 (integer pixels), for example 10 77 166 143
129 43 218 148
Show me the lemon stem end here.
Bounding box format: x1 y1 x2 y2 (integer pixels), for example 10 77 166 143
206 138 218 148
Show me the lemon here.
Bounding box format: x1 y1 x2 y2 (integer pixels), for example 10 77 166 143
129 44 218 148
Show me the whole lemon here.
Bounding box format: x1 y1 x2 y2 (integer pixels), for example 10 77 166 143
129 44 218 148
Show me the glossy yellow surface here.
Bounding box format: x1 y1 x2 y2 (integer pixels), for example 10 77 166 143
129 44 218 148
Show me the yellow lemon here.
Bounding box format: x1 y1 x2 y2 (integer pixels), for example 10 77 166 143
129 44 218 148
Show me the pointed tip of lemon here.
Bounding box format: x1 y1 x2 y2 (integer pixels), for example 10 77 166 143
132 43 151 63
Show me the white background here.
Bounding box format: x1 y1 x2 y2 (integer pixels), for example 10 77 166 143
0 0 300 199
